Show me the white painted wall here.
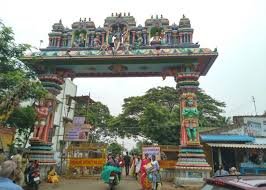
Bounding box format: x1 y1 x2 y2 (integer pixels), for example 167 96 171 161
52 78 77 152
243 117 266 137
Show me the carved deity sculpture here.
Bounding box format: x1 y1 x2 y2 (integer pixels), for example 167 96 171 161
181 94 199 143
121 27 129 44
150 32 161 46
79 33 86 47
113 35 121 51
33 100 49 141
93 35 101 48
160 30 166 45
135 33 143 47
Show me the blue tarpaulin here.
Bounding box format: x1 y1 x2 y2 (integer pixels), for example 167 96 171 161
101 165 121 183
200 135 254 142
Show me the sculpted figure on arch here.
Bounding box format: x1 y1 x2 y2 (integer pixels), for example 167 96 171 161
33 99 53 142
181 93 200 144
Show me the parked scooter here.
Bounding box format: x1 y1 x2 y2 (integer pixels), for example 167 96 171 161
25 160 41 190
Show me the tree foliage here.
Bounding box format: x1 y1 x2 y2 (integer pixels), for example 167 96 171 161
6 106 36 148
109 86 226 145
0 21 47 123
0 21 47 151
107 142 124 156
74 101 113 142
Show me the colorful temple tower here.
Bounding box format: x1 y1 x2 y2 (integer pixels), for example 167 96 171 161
22 13 217 183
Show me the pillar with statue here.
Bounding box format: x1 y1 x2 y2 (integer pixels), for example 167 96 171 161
28 74 64 180
174 68 212 186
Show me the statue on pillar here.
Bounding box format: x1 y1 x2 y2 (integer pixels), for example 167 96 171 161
33 99 53 142
181 93 199 144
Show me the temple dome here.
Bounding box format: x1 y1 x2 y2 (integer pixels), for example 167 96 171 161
72 18 95 30
145 15 169 27
95 26 104 32
52 19 64 31
171 23 178 30
84 18 95 29
179 15 191 28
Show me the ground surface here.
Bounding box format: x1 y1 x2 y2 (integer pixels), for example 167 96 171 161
39 178 199 190
40 177 142 190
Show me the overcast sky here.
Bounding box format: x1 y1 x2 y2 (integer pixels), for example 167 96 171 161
2 0 266 118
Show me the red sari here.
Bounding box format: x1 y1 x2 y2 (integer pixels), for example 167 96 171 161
140 158 152 190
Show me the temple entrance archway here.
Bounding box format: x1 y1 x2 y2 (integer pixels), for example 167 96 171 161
22 13 217 184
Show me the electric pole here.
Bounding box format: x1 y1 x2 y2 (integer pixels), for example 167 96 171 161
252 96 257 116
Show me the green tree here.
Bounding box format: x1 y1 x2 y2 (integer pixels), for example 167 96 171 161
109 87 226 145
75 101 112 142
6 106 36 148
107 142 124 156
130 141 151 155
0 21 47 123
0 21 47 153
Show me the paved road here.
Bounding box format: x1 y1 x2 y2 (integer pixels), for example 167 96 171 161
40 177 141 190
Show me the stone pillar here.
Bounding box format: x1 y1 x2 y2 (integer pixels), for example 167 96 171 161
101 32 106 45
179 33 183 43
57 37 61 47
132 31 136 45
67 35 72 47
190 33 193 43
175 69 211 186
28 73 65 180
218 148 222 165
49 37 52 47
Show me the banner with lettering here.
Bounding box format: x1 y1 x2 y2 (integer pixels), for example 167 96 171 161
64 116 93 141
69 158 105 167
142 146 161 160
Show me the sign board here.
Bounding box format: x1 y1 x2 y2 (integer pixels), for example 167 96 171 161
64 116 93 141
158 160 176 169
0 126 15 151
69 158 105 167
142 146 161 160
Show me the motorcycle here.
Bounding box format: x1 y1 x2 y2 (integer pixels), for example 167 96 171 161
101 160 121 190
108 171 120 190
25 161 41 190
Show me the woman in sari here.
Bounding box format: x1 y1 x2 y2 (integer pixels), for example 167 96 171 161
47 166 59 183
140 154 152 190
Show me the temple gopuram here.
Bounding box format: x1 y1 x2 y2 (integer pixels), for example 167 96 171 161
22 13 218 185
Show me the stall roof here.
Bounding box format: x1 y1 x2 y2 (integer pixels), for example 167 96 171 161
207 143 266 149
200 135 254 142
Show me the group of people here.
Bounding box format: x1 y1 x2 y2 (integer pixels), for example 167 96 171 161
0 149 60 190
214 165 240 176
112 152 161 190
0 149 41 190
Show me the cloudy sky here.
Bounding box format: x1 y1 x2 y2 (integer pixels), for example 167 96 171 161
2 0 266 118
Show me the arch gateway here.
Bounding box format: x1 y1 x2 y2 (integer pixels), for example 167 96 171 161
22 13 218 184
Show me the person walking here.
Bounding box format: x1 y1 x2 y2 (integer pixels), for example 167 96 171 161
123 152 131 176
135 155 142 180
140 154 152 190
150 155 161 190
